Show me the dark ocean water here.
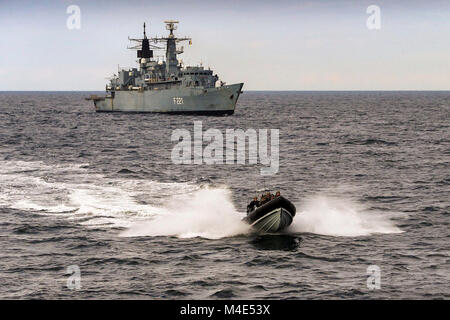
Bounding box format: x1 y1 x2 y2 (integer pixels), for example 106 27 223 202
0 91 448 299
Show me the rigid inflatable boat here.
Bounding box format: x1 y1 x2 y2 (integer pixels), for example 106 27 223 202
243 196 296 233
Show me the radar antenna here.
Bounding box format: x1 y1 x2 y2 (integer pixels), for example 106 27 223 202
164 20 179 38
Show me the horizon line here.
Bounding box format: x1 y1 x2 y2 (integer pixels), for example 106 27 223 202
1 90 450 93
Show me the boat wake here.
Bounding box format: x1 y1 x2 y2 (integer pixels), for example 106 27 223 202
0 160 403 239
0 160 249 238
120 188 250 239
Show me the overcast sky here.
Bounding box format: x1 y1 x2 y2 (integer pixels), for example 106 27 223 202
0 0 449 90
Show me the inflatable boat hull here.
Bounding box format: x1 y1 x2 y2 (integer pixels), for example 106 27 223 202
244 196 296 233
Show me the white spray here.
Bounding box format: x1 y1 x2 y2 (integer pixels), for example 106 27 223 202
289 195 403 237
120 187 250 239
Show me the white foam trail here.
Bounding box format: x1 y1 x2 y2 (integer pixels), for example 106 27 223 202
289 195 403 237
0 160 247 236
0 160 403 238
120 187 250 239
0 160 197 228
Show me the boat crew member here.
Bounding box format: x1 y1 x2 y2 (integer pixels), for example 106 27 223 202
247 197 260 213
260 192 271 206
259 194 267 205
275 191 281 197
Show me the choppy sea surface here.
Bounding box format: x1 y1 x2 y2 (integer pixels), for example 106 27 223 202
0 91 448 299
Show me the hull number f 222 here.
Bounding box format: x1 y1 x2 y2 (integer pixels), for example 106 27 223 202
173 97 184 105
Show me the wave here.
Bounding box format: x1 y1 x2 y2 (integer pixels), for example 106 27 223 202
345 138 397 146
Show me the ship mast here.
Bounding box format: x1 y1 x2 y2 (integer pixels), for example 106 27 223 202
127 22 161 61
151 20 191 78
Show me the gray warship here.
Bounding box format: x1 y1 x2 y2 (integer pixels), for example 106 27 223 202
87 20 243 115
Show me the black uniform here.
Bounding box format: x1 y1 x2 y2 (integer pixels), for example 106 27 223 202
247 200 260 213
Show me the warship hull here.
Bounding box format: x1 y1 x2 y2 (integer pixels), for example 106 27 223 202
94 83 243 114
